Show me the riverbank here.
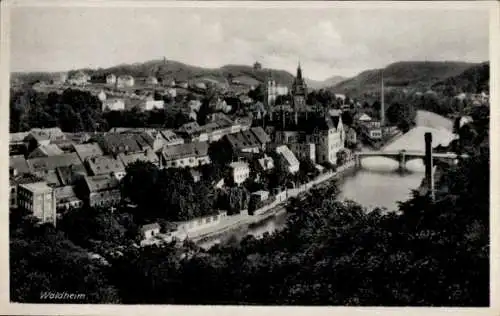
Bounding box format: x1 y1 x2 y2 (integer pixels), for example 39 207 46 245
191 161 357 245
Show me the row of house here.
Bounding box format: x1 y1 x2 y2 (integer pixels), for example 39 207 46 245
10 115 305 231
9 126 195 225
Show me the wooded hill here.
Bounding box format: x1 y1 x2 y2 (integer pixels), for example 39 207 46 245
330 61 487 97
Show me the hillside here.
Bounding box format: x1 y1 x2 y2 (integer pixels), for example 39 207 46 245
431 62 489 95
330 61 480 96
59 60 296 89
306 75 347 90
12 60 350 91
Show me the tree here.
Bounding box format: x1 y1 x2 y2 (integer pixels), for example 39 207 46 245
10 220 120 303
248 84 265 103
386 102 416 132
341 110 354 126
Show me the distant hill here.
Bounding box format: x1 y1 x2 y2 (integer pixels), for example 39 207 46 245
330 61 481 96
305 75 347 90
431 62 489 95
67 60 297 89
12 59 301 90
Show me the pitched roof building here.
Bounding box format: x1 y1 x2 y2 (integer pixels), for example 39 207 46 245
159 142 210 168
225 126 270 154
27 153 84 176
85 155 126 177
10 155 31 175
117 150 159 167
276 145 300 174
73 143 104 162
78 174 121 208
28 144 64 158
93 133 145 156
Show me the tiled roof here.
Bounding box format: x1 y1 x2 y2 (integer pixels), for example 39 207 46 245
118 151 159 167
73 143 104 162
28 144 64 158
27 153 83 173
27 127 66 142
250 127 271 144
132 133 154 150
42 170 64 187
226 132 257 151
54 185 78 201
56 165 86 186
161 142 209 161
64 132 91 144
241 130 260 146
226 127 268 151
159 129 183 144
10 155 30 175
86 155 125 176
94 133 143 155
83 174 120 193
276 145 300 169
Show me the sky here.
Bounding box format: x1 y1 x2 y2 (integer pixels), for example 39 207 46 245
9 4 490 81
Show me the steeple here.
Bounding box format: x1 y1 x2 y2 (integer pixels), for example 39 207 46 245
296 61 303 80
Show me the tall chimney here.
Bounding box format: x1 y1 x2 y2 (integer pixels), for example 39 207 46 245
424 132 435 200
381 69 385 127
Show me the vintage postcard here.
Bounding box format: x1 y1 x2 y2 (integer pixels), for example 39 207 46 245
0 0 498 315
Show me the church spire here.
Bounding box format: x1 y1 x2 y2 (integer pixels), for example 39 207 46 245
296 61 303 80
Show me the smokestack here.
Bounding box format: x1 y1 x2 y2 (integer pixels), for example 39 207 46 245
424 132 435 200
381 69 385 127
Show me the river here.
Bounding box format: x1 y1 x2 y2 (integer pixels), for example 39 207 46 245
199 111 455 249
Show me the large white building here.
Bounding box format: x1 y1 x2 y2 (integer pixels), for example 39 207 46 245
229 161 250 185
265 79 290 107
306 115 345 165
274 113 345 165
18 181 57 226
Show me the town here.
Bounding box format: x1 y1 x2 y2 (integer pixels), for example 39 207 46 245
9 61 405 245
6 4 492 306
10 58 491 249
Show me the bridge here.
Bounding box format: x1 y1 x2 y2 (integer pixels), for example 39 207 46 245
354 150 468 171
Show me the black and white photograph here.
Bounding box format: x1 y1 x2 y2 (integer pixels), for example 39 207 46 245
1 0 497 313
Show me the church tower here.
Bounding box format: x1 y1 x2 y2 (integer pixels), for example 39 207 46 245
265 71 277 121
292 61 308 125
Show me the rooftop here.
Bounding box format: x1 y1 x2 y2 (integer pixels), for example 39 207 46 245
86 155 126 176
230 161 249 169
20 181 53 193
73 143 104 162
161 142 209 161
83 174 120 193
28 153 84 173
10 155 30 175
